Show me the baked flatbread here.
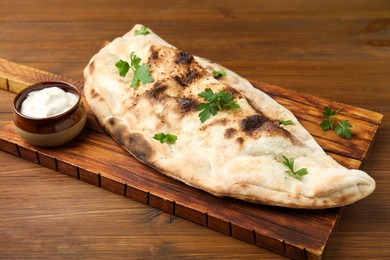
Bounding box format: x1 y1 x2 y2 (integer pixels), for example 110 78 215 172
83 24 375 209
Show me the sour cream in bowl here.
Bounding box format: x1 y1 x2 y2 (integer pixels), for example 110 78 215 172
13 81 87 147
20 86 78 118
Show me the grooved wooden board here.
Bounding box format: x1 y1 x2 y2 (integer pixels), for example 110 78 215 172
0 58 383 260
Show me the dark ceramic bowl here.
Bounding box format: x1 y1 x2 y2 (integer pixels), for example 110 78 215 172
13 81 87 147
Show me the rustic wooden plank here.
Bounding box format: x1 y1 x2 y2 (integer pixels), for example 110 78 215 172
326 152 361 169
231 224 255 245
274 96 380 142
149 193 175 214
79 167 100 187
207 215 231 236
0 138 19 156
175 203 207 226
285 244 307 260
18 145 38 164
0 127 362 259
67 140 332 258
0 58 83 93
125 185 149 204
0 125 336 256
0 76 7 90
0 58 383 260
101 175 126 196
254 82 383 125
1 122 337 235
57 160 78 179
0 119 349 260
251 81 382 162
37 152 57 171
8 79 29 94
255 232 285 257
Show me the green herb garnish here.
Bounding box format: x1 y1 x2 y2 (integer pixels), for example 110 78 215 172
153 133 177 144
115 52 153 88
134 25 149 36
280 120 293 126
115 60 130 77
282 156 308 179
320 106 352 139
196 88 240 123
335 120 352 140
213 70 227 78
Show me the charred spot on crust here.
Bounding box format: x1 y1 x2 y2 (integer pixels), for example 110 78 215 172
240 115 267 134
147 45 206 88
199 118 228 131
236 136 245 145
125 133 153 162
89 87 103 101
107 117 118 127
239 115 295 141
237 183 250 190
261 121 293 139
224 86 240 97
177 98 198 113
173 69 201 87
224 128 237 138
175 51 194 64
107 119 153 162
151 49 159 60
148 45 160 64
109 120 128 145
261 121 286 133
149 82 167 99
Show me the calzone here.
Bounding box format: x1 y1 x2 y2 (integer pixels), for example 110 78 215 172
83 24 375 209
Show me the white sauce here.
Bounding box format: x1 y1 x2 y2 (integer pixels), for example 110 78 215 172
20 86 78 118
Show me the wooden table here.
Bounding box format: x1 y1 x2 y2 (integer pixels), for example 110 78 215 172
0 1 389 259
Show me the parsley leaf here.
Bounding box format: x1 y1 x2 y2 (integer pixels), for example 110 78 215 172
134 25 149 36
322 106 340 118
213 70 227 79
129 52 153 87
115 60 130 77
282 155 308 179
335 120 352 139
320 118 333 131
196 88 240 123
116 52 153 88
280 120 293 126
153 133 177 144
131 63 154 88
295 168 309 176
197 103 217 123
320 106 353 139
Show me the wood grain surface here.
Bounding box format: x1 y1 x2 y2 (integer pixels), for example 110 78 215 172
0 0 389 259
1 58 382 259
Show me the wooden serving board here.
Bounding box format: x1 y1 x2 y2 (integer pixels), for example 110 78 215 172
0 58 383 260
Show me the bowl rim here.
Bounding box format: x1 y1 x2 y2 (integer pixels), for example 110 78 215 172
13 81 82 122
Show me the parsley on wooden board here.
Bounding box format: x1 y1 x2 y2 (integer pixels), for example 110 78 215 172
134 25 149 35
335 120 353 140
153 133 177 144
196 88 240 123
282 156 308 179
115 52 153 88
320 106 352 139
